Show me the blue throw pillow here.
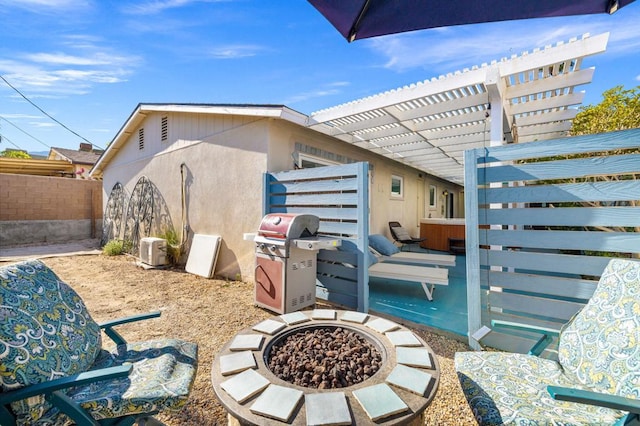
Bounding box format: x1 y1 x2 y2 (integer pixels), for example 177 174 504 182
369 234 400 256
337 239 378 266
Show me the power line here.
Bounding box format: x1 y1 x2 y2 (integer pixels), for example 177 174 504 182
0 74 104 150
0 115 51 150
0 134 26 151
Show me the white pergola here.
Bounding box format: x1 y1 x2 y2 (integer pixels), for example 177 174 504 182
307 33 609 185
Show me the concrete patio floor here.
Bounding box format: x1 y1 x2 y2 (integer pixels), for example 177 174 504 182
0 239 102 262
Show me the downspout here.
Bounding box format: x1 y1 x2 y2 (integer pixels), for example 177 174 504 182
180 163 190 259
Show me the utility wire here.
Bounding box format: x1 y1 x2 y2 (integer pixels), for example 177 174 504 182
0 134 25 151
0 74 103 150
0 115 51 150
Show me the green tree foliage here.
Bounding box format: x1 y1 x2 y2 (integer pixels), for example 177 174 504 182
0 149 31 158
571 85 640 136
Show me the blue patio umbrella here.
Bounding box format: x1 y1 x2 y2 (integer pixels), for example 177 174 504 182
308 0 637 42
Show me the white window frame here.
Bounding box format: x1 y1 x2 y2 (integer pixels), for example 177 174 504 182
391 174 404 199
296 153 339 168
429 184 437 208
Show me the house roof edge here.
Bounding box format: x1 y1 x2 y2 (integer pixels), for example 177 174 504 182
90 103 308 178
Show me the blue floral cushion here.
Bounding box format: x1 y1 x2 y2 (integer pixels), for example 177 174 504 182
369 234 400 256
455 258 640 425
558 258 640 399
0 259 102 423
37 339 198 424
455 351 624 425
0 260 198 425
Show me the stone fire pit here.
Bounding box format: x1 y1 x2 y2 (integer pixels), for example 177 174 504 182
211 309 440 425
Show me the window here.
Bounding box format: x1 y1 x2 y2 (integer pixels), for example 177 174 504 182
391 174 403 198
296 153 338 168
138 128 144 150
161 116 168 142
429 185 436 208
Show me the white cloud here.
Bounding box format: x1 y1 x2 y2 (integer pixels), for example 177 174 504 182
122 0 228 15
0 40 141 97
282 81 351 105
30 121 57 128
364 7 640 74
0 0 91 11
0 113 43 120
207 44 267 59
25 52 112 66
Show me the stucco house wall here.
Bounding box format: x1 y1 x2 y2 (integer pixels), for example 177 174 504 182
267 118 461 237
94 104 462 281
99 110 270 280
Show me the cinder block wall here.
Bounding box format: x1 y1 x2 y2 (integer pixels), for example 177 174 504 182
0 173 102 246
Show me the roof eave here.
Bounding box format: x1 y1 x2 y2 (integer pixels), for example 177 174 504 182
89 104 309 178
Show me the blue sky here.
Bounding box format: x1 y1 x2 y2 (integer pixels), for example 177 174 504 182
1 0 639 154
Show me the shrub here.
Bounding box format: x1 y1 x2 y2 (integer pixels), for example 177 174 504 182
103 240 126 256
156 227 181 265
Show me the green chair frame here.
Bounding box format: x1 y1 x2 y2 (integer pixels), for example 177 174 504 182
455 258 640 425
0 260 197 426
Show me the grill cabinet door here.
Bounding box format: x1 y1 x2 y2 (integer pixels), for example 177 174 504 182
255 254 285 313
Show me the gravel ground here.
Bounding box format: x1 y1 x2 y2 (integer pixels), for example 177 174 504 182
3 254 477 425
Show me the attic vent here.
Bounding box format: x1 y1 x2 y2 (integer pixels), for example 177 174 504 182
161 116 168 142
138 128 144 150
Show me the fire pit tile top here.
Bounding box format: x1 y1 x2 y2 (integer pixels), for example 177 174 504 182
365 317 401 333
252 318 287 335
340 310 369 323
229 334 264 351
352 383 409 421
305 392 351 426
386 364 434 396
279 311 310 325
396 347 433 369
310 308 337 320
386 330 422 347
249 384 304 421
212 310 441 425
220 369 270 403
219 350 257 376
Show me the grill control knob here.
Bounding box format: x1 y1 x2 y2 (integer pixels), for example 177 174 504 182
258 243 266 250
270 245 277 251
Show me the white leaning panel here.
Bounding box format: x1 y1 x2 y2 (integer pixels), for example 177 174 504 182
186 234 221 278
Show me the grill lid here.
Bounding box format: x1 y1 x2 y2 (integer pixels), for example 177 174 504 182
258 214 319 240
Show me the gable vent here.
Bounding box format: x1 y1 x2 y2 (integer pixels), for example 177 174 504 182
161 116 168 142
138 128 144 150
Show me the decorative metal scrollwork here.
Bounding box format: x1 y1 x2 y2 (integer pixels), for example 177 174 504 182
123 176 154 254
101 182 126 246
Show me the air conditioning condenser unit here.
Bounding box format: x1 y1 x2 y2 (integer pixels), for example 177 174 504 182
139 237 167 266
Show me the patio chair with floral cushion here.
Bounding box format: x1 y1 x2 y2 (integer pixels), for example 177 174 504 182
454 258 640 425
0 259 198 426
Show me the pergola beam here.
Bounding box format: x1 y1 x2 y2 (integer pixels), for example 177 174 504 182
308 33 609 185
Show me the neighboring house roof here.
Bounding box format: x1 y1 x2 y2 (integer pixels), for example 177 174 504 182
90 103 308 178
49 146 103 165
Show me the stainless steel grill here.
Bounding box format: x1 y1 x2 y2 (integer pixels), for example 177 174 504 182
252 213 339 314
